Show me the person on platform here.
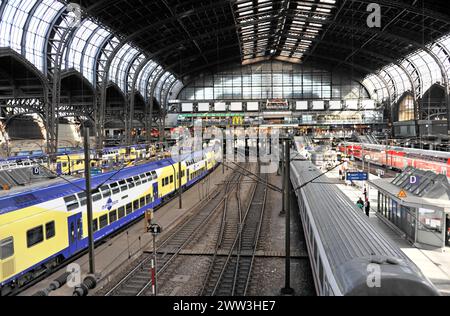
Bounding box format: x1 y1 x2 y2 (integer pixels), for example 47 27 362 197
365 199 371 217
357 198 364 210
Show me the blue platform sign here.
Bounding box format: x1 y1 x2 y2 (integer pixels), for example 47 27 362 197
346 172 369 181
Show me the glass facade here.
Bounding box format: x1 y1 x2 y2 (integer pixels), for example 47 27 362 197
378 191 417 243
178 62 369 101
398 94 416 122
378 191 446 248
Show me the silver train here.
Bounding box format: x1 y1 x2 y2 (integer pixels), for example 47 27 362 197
290 159 440 296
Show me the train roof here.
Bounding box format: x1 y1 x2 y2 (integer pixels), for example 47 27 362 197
0 158 174 215
345 143 450 160
290 159 438 295
0 148 212 215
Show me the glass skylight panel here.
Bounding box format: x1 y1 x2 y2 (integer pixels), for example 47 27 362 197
408 50 441 95
155 71 171 102
127 53 145 92
431 35 450 79
364 33 450 103
363 75 388 102
109 44 140 92
25 0 65 72
65 20 111 84
0 0 39 53
137 60 158 98
234 0 336 63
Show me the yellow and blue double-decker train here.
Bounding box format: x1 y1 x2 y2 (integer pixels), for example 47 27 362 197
0 148 219 295
55 144 157 176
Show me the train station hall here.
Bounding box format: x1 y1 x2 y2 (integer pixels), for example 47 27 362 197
0 0 449 300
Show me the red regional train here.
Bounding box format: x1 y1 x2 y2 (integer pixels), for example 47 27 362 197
338 143 450 177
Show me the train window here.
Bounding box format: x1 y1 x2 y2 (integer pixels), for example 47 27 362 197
78 192 87 206
126 203 133 215
118 207 125 219
134 176 141 186
127 178 135 189
99 215 108 229
100 185 111 198
45 222 56 239
27 226 44 248
140 174 148 184
0 237 14 260
109 210 118 223
119 180 128 192
140 197 145 207
170 175 174 184
64 196 79 211
93 219 98 232
145 172 152 180
151 171 157 179
145 195 151 205
133 200 140 211
110 183 120 195
92 189 102 202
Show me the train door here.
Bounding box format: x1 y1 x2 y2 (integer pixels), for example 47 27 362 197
187 169 190 182
153 182 159 201
68 213 83 255
56 162 62 175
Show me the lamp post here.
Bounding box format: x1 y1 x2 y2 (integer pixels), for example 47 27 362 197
83 127 96 275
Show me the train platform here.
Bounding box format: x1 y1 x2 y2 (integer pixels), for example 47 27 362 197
19 165 232 296
323 169 450 296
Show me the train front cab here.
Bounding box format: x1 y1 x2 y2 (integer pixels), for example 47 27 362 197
0 206 70 295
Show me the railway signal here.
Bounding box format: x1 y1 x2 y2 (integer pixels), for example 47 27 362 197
149 222 162 296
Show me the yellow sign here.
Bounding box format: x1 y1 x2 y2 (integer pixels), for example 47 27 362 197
397 190 408 199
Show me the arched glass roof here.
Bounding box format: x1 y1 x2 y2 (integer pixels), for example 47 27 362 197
364 33 450 104
137 60 158 99
431 35 450 82
25 0 65 71
362 75 389 103
0 0 176 99
0 0 65 71
65 20 110 84
109 44 140 93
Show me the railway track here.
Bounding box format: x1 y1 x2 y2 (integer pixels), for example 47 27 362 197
104 169 243 296
201 170 268 296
